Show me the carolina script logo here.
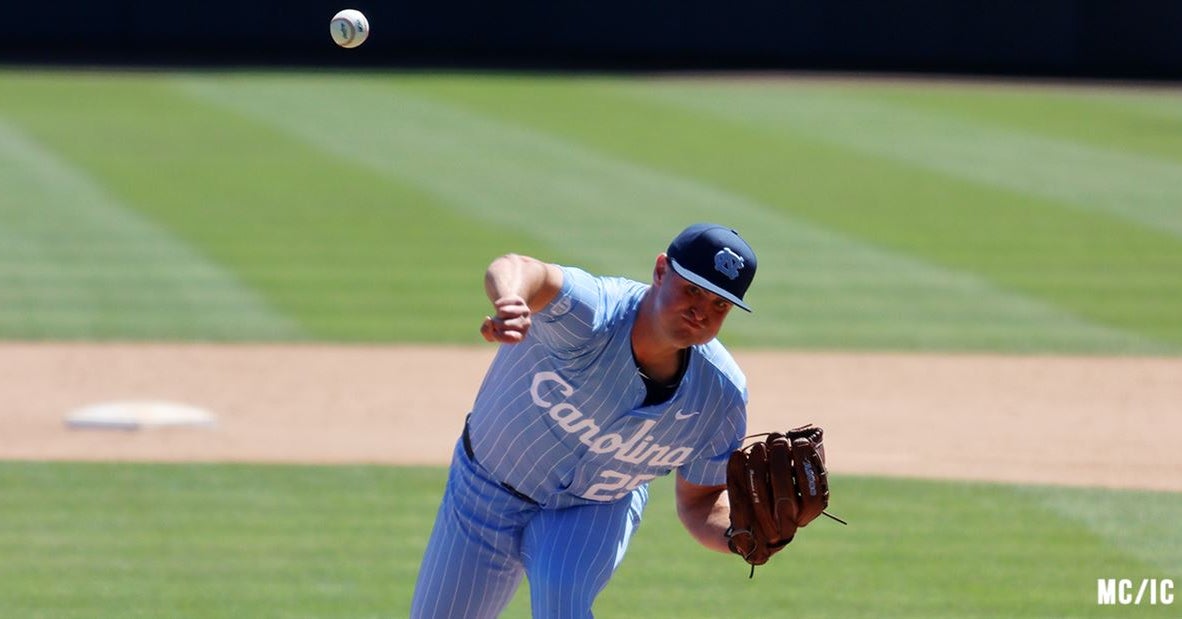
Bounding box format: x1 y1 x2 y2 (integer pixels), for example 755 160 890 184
530 371 693 468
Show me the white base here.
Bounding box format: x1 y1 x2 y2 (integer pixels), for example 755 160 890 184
65 401 217 431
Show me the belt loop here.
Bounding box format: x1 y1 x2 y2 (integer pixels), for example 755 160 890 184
462 413 475 460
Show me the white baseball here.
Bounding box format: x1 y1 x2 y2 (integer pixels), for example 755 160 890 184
330 9 370 48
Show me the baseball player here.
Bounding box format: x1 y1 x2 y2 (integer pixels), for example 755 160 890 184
411 223 758 618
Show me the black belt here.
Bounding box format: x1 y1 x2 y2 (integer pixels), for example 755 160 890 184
462 417 540 506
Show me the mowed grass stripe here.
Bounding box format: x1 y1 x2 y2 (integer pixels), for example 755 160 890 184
1020 485 1182 575
390 76 1179 348
0 462 435 618
621 82 1182 346
599 475 1182 619
2 462 1179 618
171 75 690 274
638 82 1182 238
175 74 1164 353
0 71 552 342
0 118 301 340
400 76 1176 352
811 83 1182 166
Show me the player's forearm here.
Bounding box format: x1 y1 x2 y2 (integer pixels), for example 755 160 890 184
484 254 560 311
676 484 733 553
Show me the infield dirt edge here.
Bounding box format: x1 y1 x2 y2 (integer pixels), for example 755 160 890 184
2 343 1179 492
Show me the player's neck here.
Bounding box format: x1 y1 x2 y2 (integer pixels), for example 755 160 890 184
632 340 686 385
631 296 686 384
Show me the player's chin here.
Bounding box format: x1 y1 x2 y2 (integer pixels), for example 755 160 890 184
672 326 717 347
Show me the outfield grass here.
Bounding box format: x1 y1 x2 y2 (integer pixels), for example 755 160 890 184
1 462 1178 618
1 70 1180 352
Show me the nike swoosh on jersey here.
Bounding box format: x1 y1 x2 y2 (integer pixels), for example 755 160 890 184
674 410 701 420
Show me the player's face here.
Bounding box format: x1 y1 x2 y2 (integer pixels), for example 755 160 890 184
651 255 734 347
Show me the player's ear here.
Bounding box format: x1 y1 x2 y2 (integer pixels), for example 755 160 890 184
653 253 670 285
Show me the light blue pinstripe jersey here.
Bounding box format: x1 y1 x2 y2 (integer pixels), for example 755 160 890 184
467 266 748 509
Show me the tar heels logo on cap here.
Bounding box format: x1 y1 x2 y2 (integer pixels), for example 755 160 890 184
714 247 745 280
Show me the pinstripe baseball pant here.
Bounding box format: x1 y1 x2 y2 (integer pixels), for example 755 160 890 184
410 439 649 618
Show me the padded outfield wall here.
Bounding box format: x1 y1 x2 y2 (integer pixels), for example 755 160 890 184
1 0 1180 79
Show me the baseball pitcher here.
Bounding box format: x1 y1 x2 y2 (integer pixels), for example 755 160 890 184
410 223 831 618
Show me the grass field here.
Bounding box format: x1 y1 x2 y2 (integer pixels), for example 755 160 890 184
2 69 1180 617
2 70 1181 351
1 463 1179 619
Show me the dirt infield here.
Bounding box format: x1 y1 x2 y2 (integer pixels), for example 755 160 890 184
2 343 1179 491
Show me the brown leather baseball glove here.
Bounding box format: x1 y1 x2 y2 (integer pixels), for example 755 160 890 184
725 424 831 575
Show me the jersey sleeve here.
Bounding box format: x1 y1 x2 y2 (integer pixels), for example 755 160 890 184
530 266 638 353
677 395 747 487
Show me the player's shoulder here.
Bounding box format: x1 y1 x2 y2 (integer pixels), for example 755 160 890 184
692 339 747 393
560 266 645 294
549 266 647 315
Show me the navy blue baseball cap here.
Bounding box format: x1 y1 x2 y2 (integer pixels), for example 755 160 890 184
666 223 757 312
